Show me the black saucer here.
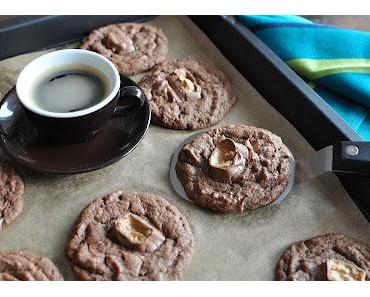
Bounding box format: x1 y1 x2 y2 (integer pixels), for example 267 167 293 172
0 76 150 174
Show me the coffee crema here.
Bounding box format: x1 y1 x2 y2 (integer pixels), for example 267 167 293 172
30 64 110 113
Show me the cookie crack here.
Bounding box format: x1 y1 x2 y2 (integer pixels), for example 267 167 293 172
332 246 367 269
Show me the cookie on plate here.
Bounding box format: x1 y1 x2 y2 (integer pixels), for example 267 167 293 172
275 233 370 281
175 125 293 213
140 59 237 130
66 191 194 281
0 160 24 231
0 251 63 281
80 23 168 76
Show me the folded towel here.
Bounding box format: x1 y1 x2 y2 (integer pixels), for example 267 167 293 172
239 15 370 140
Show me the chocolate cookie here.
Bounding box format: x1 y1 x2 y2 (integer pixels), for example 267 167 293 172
140 59 237 130
66 191 194 281
175 125 293 213
80 23 168 76
0 251 63 281
0 160 24 231
275 233 370 281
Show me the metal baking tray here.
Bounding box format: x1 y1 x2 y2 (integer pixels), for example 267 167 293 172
0 15 369 222
0 15 369 281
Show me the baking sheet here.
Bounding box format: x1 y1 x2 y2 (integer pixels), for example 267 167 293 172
0 16 370 281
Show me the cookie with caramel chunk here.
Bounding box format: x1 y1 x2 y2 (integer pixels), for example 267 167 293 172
80 23 168 76
140 59 237 130
175 125 293 213
275 233 370 281
66 192 194 280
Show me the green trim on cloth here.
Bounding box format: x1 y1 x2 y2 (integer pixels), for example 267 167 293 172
287 58 370 80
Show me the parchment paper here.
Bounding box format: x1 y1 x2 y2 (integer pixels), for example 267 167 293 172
0 16 369 281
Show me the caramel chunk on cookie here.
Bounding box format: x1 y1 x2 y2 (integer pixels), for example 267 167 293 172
326 258 366 281
114 212 165 253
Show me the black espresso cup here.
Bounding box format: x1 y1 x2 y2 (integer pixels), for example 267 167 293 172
16 49 145 143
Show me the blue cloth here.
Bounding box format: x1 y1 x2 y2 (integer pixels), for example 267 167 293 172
239 15 370 140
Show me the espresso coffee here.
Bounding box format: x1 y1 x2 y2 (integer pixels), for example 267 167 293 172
31 65 110 113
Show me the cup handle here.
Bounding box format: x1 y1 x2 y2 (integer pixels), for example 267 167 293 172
112 86 145 118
